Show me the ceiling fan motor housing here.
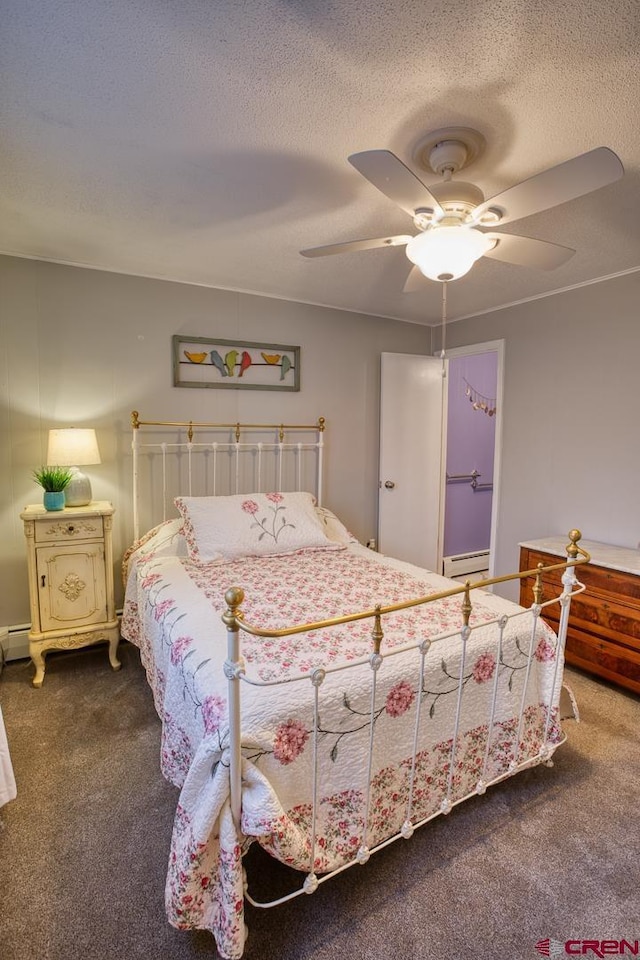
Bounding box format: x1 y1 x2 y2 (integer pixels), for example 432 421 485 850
429 139 468 176
413 126 487 176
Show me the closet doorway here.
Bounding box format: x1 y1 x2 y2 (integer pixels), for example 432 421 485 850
377 340 503 578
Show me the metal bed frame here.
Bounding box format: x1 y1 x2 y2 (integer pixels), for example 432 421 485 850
131 410 325 540
129 412 590 958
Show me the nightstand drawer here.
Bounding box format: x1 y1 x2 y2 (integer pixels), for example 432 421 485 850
34 516 104 544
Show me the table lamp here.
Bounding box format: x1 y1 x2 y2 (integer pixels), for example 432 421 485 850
47 428 102 506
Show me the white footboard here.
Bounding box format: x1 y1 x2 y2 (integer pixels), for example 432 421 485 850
223 531 589 954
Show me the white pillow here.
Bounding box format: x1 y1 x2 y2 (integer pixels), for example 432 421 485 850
175 491 341 562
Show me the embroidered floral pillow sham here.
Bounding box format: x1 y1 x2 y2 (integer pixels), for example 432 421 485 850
315 505 358 545
121 518 187 583
174 491 342 562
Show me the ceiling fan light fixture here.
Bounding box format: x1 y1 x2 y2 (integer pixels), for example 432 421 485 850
406 225 494 282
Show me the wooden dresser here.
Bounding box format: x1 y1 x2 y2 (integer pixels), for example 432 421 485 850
519 537 640 695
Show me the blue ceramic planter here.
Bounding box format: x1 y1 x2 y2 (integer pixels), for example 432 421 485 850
43 491 66 511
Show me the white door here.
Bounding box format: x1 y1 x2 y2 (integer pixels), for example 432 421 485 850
378 352 446 570
378 341 504 578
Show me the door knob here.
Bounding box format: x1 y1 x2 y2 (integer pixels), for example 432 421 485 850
384 480 396 489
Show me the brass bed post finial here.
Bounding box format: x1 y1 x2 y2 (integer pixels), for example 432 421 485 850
462 581 473 627
131 410 140 429
188 421 194 443
235 422 241 443
533 563 544 605
318 416 326 432
371 605 384 655
222 586 245 628
566 529 582 560
279 423 285 443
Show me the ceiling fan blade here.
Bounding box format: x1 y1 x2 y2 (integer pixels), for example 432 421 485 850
402 265 428 294
348 150 444 220
482 232 575 270
300 235 411 258
474 147 624 226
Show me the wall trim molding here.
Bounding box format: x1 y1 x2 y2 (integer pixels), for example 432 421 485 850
454 265 640 323
0 249 413 327
3 249 638 329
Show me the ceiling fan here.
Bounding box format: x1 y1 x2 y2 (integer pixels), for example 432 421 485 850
300 127 624 290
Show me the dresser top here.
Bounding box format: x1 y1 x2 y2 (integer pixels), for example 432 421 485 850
519 536 640 576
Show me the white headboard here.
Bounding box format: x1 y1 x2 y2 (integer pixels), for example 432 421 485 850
130 411 326 540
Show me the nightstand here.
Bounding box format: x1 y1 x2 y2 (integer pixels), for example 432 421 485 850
20 500 121 687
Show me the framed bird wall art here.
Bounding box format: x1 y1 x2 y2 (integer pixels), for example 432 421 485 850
172 336 300 391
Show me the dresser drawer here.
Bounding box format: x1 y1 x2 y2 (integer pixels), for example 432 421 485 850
34 515 104 544
569 592 640 650
536 598 640 688
520 550 585 591
564 627 640 695
520 578 640 652
521 549 640 606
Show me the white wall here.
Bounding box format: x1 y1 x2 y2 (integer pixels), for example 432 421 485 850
0 255 431 628
439 270 640 598
4 254 637 625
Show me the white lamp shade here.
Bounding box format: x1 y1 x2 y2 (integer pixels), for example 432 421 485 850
46 428 101 506
406 225 494 281
47 428 101 467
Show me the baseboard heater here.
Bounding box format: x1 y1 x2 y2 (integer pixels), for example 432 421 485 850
0 624 30 667
443 550 490 582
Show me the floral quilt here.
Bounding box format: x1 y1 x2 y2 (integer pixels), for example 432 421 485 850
121 541 563 959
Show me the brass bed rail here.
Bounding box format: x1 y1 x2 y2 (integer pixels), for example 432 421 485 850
131 410 325 442
225 529 590 642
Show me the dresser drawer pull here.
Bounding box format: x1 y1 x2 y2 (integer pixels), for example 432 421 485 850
66 524 75 535
41 575 46 588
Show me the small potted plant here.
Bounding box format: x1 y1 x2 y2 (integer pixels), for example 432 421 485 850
32 466 73 511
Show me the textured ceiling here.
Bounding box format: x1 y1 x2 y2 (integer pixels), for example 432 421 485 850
1 0 639 325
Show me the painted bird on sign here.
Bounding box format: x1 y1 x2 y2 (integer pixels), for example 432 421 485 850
210 350 227 376
225 350 238 377
238 351 252 377
280 355 291 381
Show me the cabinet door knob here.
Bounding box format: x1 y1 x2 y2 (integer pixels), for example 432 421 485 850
384 480 396 489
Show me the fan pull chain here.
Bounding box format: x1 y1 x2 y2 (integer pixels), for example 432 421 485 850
440 280 447 377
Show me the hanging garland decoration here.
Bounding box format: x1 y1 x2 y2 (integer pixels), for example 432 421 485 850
463 378 497 417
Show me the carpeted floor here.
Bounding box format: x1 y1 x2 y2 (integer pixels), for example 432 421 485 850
0 642 638 960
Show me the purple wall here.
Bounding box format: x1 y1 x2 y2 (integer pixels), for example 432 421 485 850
443 352 497 557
